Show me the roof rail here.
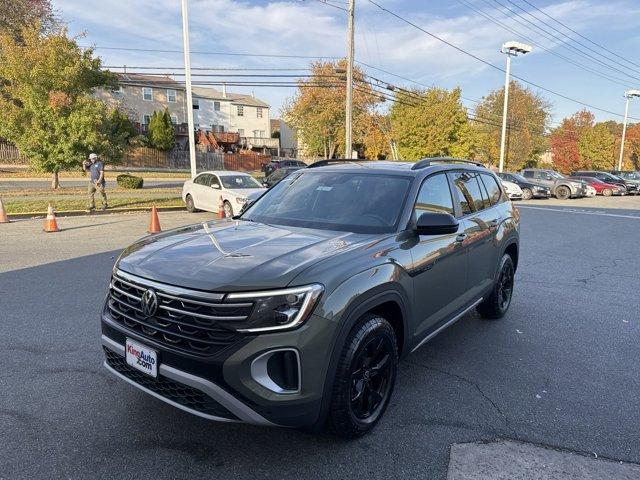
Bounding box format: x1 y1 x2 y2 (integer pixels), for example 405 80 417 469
307 159 370 169
411 157 485 170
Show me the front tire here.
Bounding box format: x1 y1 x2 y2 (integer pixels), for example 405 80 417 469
328 315 398 438
522 188 532 200
602 188 613 197
477 254 515 320
223 200 233 218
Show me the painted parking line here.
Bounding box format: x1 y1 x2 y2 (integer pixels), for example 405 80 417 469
517 205 640 220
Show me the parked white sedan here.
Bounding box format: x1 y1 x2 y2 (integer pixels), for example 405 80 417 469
182 171 266 217
500 179 523 200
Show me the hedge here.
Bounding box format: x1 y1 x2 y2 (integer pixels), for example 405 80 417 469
116 174 144 189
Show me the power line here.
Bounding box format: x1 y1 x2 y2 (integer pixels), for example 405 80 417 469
366 0 640 121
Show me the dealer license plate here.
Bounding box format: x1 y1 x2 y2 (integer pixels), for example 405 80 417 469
125 338 158 378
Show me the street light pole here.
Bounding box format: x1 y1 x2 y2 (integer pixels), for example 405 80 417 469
617 90 640 171
498 54 511 174
345 0 355 159
498 41 532 173
181 0 197 178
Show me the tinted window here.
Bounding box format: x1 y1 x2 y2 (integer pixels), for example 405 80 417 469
477 174 492 209
452 172 485 215
243 172 411 233
219 175 262 189
414 174 454 217
209 175 220 188
480 173 503 206
522 170 534 178
194 174 210 186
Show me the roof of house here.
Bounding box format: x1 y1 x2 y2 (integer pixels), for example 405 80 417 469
116 73 184 89
191 86 269 108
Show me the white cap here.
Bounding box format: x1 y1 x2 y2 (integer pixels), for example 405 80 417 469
89 153 98 160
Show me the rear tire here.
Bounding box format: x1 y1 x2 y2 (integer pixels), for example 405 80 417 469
555 185 570 200
328 314 398 439
602 188 613 197
185 194 196 213
522 188 533 200
477 254 515 320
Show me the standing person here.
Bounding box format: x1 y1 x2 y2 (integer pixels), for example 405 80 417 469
84 153 108 211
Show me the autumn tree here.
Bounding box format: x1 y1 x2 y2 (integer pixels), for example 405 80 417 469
0 0 57 38
283 60 380 159
389 87 474 160
623 123 640 170
473 81 550 170
0 25 123 188
579 122 616 170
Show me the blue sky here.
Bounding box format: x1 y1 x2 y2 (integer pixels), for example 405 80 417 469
54 0 640 127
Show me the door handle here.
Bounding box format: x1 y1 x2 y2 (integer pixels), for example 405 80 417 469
455 233 467 243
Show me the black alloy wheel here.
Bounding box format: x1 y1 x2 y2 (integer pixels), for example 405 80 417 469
328 315 398 438
349 335 394 421
477 253 515 319
496 260 514 312
522 188 533 200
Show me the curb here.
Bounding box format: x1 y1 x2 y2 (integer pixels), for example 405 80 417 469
7 205 186 220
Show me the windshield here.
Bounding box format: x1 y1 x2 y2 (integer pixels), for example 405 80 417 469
242 171 412 233
618 172 638 180
510 173 528 182
548 171 564 179
220 175 262 189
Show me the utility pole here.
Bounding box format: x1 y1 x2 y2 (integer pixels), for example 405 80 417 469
181 0 197 178
618 90 640 171
345 0 355 159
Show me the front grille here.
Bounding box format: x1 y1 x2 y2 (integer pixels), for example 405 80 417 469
107 271 252 356
104 348 237 420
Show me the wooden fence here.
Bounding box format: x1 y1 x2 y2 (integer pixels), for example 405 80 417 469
0 143 29 165
1 143 271 172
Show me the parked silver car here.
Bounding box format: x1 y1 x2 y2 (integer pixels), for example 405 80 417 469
520 168 587 200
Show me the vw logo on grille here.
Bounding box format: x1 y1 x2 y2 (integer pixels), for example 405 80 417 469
141 289 159 317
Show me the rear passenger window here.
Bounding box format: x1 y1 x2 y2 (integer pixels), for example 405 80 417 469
522 171 534 178
414 174 454 216
452 172 485 215
480 173 504 205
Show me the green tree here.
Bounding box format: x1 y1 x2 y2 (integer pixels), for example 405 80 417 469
389 87 472 160
283 60 380 159
473 81 551 170
148 109 175 151
579 122 616 170
0 25 119 188
103 108 138 164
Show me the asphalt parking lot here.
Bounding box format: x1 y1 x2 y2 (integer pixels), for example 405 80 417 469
1 200 640 479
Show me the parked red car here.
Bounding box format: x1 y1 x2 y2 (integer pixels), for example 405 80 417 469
571 176 625 196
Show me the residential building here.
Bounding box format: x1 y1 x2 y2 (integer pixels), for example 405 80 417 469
97 73 274 152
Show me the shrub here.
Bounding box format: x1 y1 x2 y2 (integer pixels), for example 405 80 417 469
116 174 144 189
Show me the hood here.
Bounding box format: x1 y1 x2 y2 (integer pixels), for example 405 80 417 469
116 220 372 291
501 180 522 192
225 187 265 199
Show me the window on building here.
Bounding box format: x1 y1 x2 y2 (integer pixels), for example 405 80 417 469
111 86 123 96
170 114 178 124
142 114 151 124
259 130 265 138
214 101 220 111
414 174 454 217
253 130 259 138
192 98 199 110
166 89 176 102
142 87 153 101
237 105 244 116
238 129 245 136
257 107 263 118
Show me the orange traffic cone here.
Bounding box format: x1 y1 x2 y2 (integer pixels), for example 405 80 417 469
148 206 161 233
0 197 9 223
218 197 226 219
43 203 59 232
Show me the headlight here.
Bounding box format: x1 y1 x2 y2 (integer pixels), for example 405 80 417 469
571 182 582 188
235 197 247 204
227 284 324 333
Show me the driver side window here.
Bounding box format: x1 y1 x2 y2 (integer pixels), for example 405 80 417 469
210 175 221 188
414 174 454 218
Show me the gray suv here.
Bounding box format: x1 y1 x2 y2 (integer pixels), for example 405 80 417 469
521 168 586 199
100 158 520 438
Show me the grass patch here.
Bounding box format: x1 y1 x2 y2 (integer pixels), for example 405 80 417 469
6 196 183 214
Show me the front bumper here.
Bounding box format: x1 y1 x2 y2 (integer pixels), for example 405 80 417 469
532 188 551 198
101 310 335 428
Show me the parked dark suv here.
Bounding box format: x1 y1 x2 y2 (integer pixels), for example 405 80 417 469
261 159 307 177
101 158 519 438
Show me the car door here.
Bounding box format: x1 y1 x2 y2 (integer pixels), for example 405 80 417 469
409 173 468 339
206 174 222 212
450 171 500 299
190 173 209 209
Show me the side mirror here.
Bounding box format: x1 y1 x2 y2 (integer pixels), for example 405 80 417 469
416 212 459 235
262 182 269 188
211 184 220 189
